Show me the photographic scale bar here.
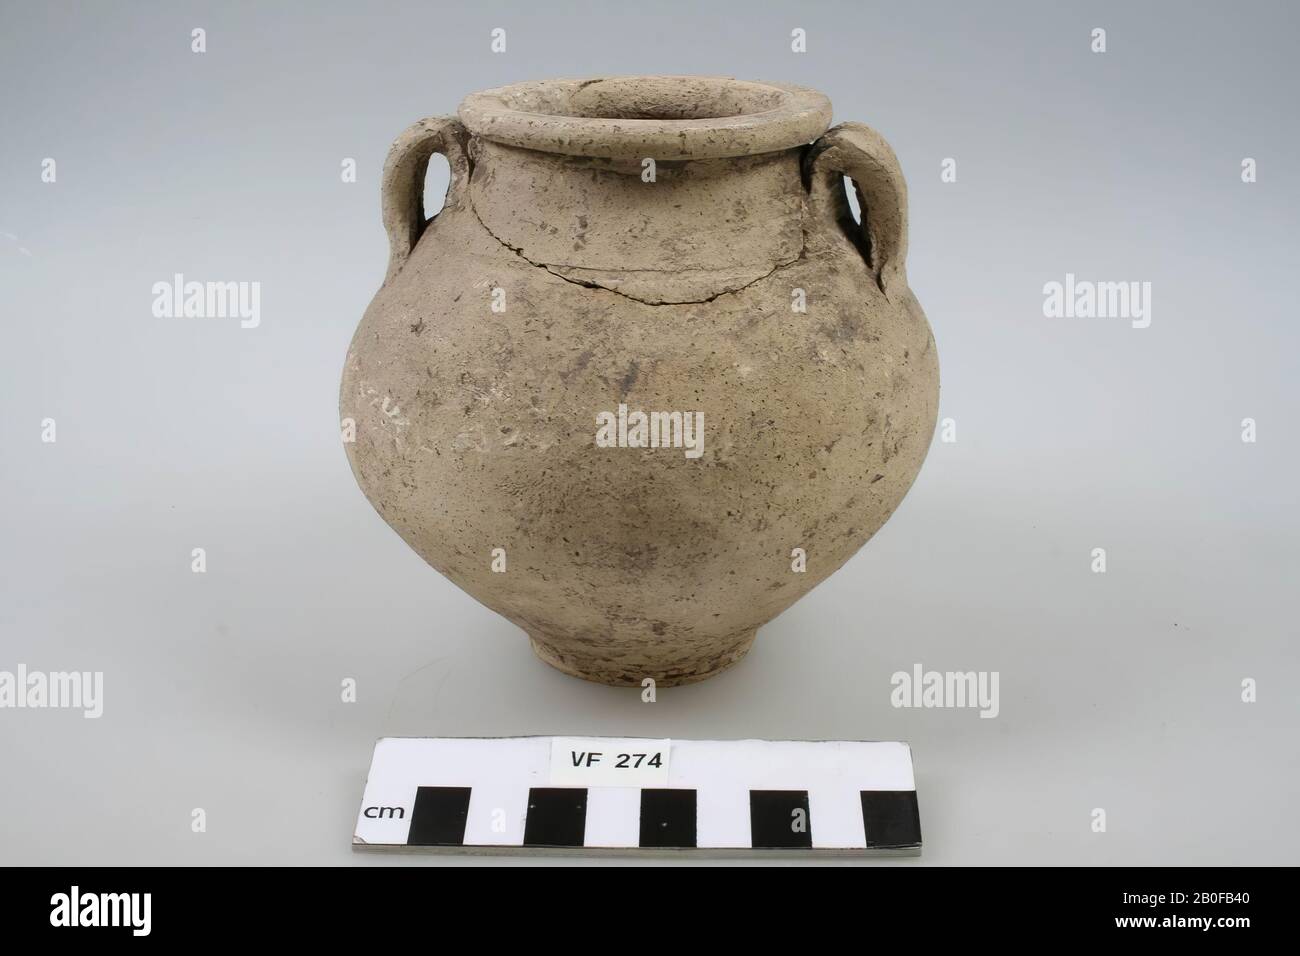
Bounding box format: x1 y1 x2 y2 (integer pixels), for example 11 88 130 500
354 736 921 856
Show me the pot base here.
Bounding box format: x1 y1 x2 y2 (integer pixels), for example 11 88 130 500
527 628 758 688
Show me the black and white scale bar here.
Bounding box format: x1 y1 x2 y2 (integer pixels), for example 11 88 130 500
354 737 921 855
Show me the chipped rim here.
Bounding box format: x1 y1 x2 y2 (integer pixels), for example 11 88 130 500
458 75 833 160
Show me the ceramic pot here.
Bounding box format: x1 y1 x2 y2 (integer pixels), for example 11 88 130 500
341 76 938 686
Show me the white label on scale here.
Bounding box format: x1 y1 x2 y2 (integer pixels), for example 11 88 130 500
549 736 671 788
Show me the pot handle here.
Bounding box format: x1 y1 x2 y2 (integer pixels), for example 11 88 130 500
381 116 472 282
805 122 909 302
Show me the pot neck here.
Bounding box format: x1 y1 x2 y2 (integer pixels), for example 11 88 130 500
466 139 809 305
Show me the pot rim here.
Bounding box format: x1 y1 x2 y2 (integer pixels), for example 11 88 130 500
457 75 832 160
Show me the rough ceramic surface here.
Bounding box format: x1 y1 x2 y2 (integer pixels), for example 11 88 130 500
341 76 939 686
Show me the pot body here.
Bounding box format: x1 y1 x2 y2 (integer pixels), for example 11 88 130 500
341 78 939 685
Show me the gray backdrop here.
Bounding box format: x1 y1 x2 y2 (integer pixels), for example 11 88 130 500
1 0 1296 865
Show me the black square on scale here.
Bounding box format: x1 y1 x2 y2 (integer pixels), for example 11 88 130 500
406 786 472 846
749 790 813 848
523 788 588 847
860 790 921 848
639 789 697 848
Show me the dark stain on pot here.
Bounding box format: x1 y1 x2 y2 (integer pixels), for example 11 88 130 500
821 309 877 344
618 359 641 395
595 542 657 573
560 348 593 382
